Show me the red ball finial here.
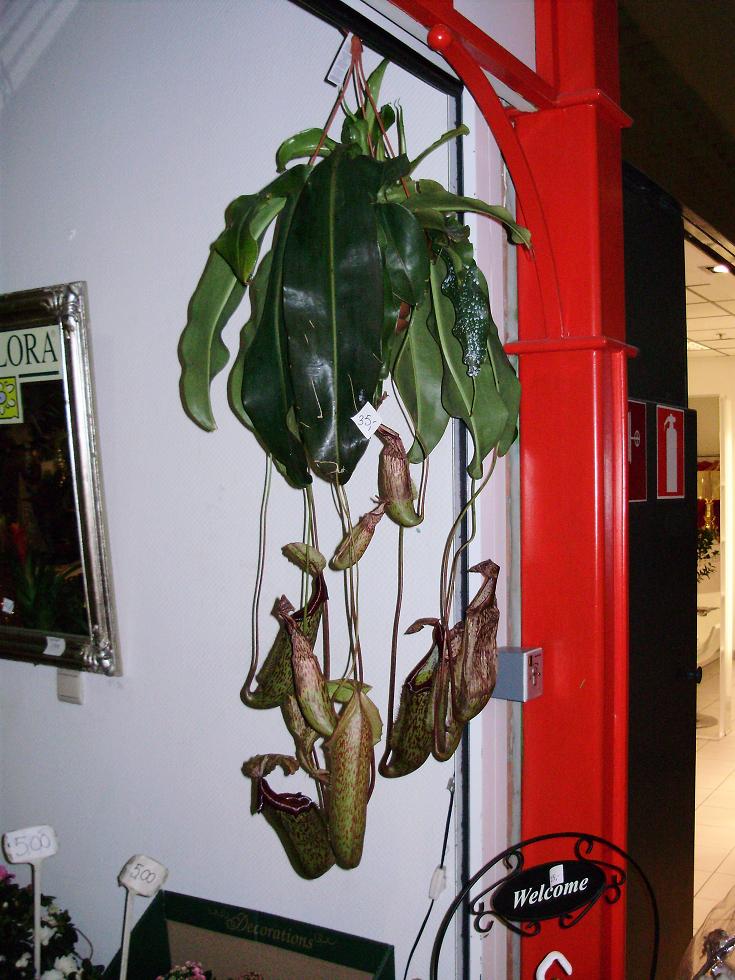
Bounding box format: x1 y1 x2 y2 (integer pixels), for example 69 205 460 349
428 25 452 51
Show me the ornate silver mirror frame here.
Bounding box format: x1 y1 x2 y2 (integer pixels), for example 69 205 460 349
0 282 119 674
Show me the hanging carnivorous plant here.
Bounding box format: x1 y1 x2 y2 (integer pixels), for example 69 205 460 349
179 38 529 876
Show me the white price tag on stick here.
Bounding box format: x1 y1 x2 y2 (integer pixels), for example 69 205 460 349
351 401 383 439
2 824 58 864
3 825 59 978
117 854 168 980
118 854 168 898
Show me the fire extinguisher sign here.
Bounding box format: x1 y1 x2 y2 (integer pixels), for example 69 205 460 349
656 405 685 499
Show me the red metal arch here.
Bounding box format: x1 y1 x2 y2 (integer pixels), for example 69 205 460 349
426 23 563 343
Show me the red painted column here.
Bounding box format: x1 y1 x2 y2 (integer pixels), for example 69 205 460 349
514 3 631 976
390 1 630 974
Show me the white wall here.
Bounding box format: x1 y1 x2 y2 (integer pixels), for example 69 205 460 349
690 360 735 411
0 1 534 975
690 358 735 736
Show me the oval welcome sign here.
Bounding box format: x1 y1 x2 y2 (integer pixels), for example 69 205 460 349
492 860 606 922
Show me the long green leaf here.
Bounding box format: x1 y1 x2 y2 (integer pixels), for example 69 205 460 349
179 250 245 431
213 167 307 281
440 257 489 378
476 265 521 455
376 202 429 305
227 250 273 432
212 195 278 282
379 256 402 385
363 58 389 131
397 103 406 156
240 201 311 488
391 288 449 463
341 112 369 154
408 124 469 175
283 149 384 483
377 154 410 188
410 208 451 233
402 189 531 246
371 104 396 160
430 256 508 478
340 59 389 156
276 129 336 172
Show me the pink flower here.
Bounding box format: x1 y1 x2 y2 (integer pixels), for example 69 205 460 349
0 865 14 882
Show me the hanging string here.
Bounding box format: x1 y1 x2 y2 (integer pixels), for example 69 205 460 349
308 35 364 167
308 34 410 202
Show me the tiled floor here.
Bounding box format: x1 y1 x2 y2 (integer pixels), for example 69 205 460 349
695 661 735 931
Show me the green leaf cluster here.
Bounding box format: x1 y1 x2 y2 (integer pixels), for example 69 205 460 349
179 60 527 486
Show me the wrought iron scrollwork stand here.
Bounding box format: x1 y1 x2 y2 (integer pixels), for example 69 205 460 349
429 831 659 980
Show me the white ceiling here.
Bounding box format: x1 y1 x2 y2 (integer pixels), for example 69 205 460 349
686 239 735 357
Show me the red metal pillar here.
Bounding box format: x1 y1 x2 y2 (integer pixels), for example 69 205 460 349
512 3 631 975
390 1 631 974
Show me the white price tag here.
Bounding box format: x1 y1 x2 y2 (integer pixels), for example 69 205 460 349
326 33 352 86
2 597 14 614
351 401 382 439
3 825 58 864
549 864 565 887
44 636 66 656
118 854 168 897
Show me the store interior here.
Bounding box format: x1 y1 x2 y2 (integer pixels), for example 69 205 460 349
687 235 735 929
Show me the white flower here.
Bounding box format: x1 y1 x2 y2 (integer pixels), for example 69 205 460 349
15 952 31 968
54 954 80 976
39 924 55 945
40 970 64 980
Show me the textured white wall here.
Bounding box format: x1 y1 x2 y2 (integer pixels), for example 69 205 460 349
0 1 533 975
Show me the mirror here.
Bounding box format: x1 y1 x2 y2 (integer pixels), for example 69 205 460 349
0 282 119 674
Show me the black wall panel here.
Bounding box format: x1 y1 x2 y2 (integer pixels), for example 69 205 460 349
624 164 688 406
624 164 697 979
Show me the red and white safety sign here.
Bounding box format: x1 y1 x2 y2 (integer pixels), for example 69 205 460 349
628 400 647 502
656 405 685 499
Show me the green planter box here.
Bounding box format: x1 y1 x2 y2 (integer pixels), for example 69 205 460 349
103 890 395 979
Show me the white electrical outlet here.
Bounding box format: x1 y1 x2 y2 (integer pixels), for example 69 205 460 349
57 668 84 705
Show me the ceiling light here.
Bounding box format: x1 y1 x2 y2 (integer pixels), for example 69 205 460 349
687 340 711 351
709 263 731 274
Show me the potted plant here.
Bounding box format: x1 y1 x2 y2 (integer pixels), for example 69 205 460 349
0 866 102 979
179 40 529 875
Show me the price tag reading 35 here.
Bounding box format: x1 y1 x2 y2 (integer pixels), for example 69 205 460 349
118 854 168 898
3 825 58 864
351 402 382 439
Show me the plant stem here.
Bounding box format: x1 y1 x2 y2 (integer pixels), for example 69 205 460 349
380 525 404 773
306 484 330 678
336 482 363 685
439 452 496 629
244 455 273 695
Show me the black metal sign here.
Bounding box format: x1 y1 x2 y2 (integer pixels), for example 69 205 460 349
492 859 606 922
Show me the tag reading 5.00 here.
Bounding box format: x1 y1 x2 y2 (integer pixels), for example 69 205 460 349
118 854 168 897
2 825 58 864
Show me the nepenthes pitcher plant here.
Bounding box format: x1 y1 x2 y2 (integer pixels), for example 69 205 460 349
179 39 527 876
